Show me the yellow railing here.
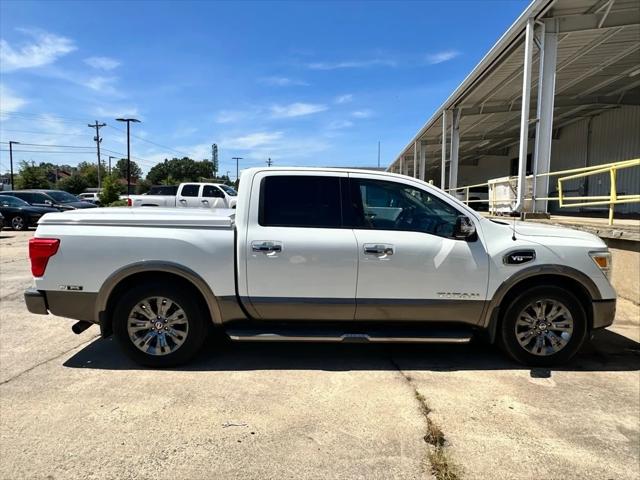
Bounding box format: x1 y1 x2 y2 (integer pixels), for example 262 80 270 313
444 158 640 225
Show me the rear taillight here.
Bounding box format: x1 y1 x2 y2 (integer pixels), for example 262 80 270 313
29 238 60 277
127 198 132 207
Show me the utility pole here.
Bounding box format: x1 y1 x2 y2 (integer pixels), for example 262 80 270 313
115 118 141 196
212 144 218 178
377 141 381 169
8 141 19 189
108 156 116 176
232 157 242 181
88 121 106 189
266 157 273 167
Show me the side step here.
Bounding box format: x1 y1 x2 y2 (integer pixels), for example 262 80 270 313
225 326 473 344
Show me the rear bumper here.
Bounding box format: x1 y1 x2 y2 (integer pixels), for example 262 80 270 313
592 299 616 329
24 288 48 315
24 288 98 322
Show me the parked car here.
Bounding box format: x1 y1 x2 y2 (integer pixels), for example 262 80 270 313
127 182 237 209
454 186 489 211
0 195 58 230
0 190 97 210
78 192 101 206
0 212 3 232
24 167 615 368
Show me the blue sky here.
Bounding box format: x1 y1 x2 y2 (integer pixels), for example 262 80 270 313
0 0 528 178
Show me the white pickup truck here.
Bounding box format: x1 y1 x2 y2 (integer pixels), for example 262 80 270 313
127 182 238 209
25 167 616 367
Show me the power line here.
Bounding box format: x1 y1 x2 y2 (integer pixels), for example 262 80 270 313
106 123 192 158
0 129 88 137
0 141 93 149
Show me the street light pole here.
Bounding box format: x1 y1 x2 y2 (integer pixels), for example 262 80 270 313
108 156 116 176
232 157 243 182
115 118 140 196
8 141 19 189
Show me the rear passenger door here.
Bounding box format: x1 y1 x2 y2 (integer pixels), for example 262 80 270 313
177 184 202 208
244 172 358 320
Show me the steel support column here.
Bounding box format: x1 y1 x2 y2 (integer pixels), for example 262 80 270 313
441 111 448 188
515 17 535 213
399 155 404 176
420 141 427 181
413 141 418 178
533 19 558 213
449 108 461 191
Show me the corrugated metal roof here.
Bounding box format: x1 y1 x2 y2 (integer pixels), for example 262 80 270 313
389 0 640 175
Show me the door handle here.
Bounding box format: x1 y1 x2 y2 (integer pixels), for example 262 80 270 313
252 241 283 253
364 244 394 255
201 199 209 204
179 199 187 203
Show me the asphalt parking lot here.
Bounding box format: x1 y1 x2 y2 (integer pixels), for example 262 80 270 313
1 230 639 480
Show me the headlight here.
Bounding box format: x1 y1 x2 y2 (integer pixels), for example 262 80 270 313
589 251 612 279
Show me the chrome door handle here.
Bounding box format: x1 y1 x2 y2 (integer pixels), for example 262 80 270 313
179 199 187 203
201 199 209 204
252 241 282 253
364 244 394 255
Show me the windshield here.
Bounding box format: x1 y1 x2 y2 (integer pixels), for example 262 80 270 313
0 195 30 207
46 191 80 203
219 185 238 196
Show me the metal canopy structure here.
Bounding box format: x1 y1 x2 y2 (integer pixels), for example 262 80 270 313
388 0 640 213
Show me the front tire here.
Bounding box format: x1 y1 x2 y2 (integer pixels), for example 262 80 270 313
500 286 587 366
113 282 207 367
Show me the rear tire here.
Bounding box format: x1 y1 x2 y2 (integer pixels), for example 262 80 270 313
500 286 587 366
11 215 27 231
113 282 207 367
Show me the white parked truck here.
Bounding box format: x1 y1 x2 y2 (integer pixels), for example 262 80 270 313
25 167 615 367
127 182 238 209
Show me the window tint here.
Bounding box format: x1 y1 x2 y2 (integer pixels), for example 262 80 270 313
260 175 342 228
202 185 223 198
149 185 179 195
349 178 461 238
180 184 200 197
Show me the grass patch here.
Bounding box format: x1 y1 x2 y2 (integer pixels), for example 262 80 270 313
428 447 461 480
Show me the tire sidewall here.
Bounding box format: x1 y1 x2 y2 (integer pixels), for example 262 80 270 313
12 215 26 231
113 282 207 367
500 286 587 366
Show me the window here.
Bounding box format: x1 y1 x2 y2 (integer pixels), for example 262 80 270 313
219 185 238 196
45 191 78 203
1 196 28 207
202 185 223 198
348 178 461 238
180 184 200 197
148 186 178 196
259 175 342 228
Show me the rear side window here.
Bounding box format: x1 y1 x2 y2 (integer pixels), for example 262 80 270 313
259 175 342 228
181 184 200 197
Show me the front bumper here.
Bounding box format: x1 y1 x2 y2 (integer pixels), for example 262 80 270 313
592 299 616 329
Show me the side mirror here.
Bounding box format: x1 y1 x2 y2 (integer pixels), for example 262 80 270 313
454 215 477 240
45 200 53 205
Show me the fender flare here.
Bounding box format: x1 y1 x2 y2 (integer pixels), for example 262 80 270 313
95 261 223 335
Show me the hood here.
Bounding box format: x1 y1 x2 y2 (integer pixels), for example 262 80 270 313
61 201 98 209
25 206 59 215
513 221 603 243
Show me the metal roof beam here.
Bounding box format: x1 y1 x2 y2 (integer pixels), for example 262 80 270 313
554 10 640 33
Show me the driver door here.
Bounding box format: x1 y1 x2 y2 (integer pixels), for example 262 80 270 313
201 185 226 209
348 174 489 324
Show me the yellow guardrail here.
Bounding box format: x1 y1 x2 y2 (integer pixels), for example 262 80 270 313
444 158 640 225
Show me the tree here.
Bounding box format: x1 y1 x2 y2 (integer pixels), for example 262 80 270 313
58 173 88 194
146 157 214 184
114 158 142 180
76 161 106 187
15 162 50 189
99 175 121 205
135 179 151 194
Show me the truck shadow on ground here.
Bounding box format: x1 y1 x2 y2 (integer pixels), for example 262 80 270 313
64 329 640 375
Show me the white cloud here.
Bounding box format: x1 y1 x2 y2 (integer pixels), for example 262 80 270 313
86 76 118 92
335 94 353 104
270 102 327 118
351 109 373 119
259 76 309 87
307 58 396 70
0 28 76 72
84 56 120 70
222 131 284 149
426 50 460 65
94 105 140 118
0 84 27 113
327 120 354 129
214 110 250 124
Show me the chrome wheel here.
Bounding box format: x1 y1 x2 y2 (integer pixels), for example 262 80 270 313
514 299 574 356
127 296 189 356
11 216 25 230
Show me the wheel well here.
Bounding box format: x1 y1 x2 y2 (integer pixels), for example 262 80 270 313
101 271 211 336
491 274 594 341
